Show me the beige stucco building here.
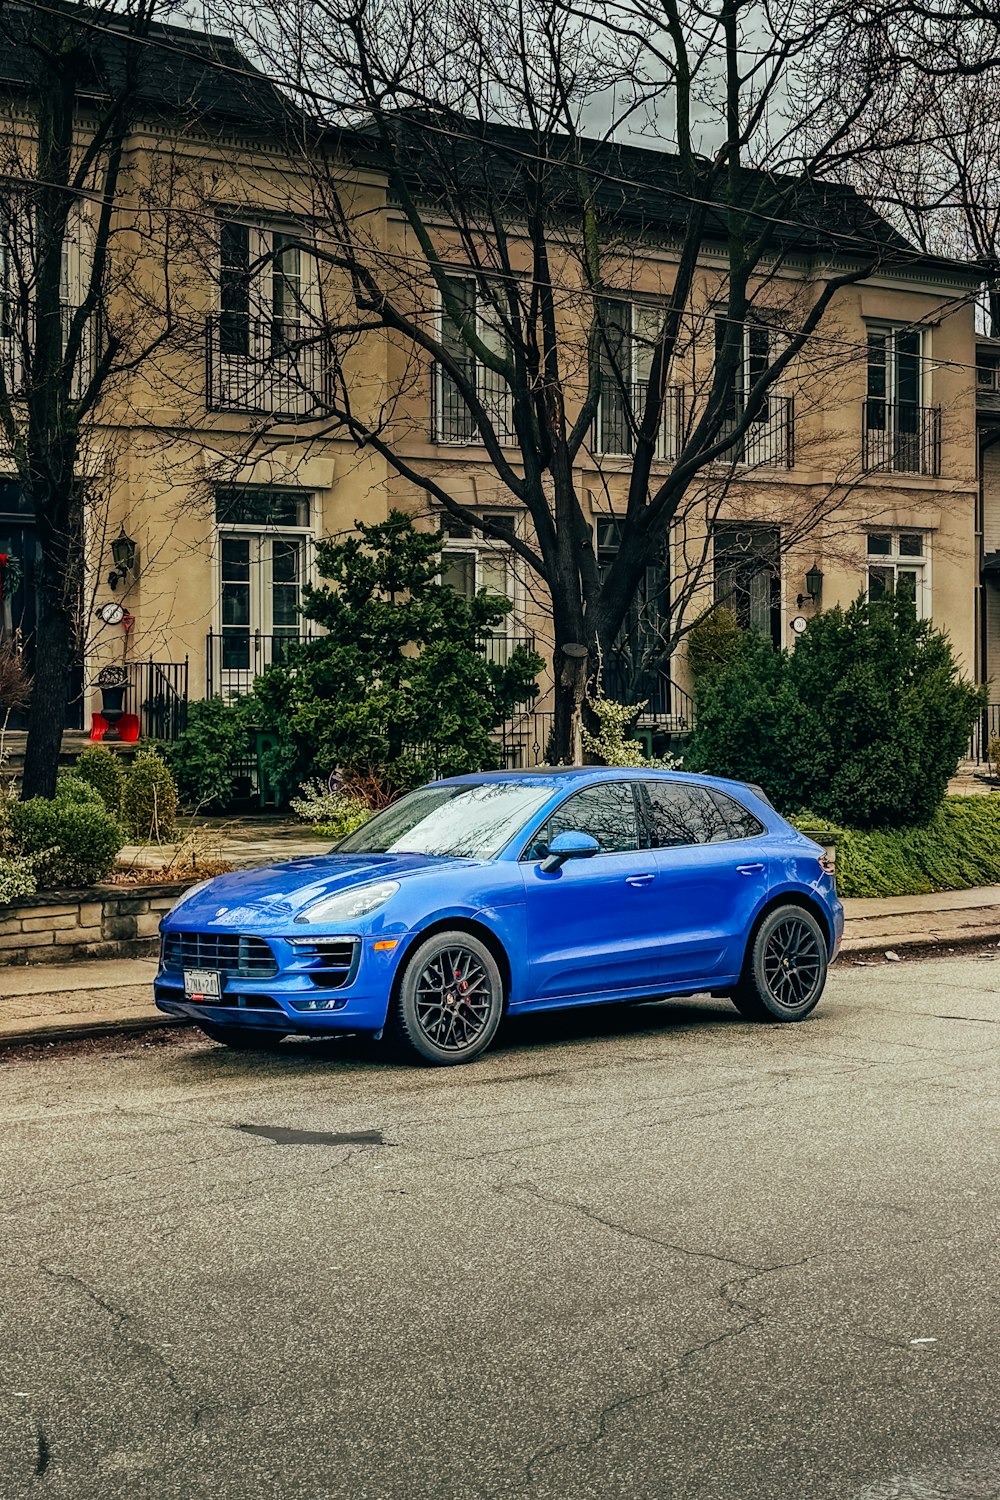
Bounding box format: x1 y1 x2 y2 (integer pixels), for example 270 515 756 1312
0 10 985 760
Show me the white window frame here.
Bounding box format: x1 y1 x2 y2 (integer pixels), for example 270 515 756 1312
595 300 679 460
439 510 527 649
214 489 316 694
435 279 513 445
865 530 931 617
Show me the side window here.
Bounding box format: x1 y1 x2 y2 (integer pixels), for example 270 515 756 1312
709 790 765 841
639 782 729 847
528 782 639 857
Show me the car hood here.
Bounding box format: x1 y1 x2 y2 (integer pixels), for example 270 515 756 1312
162 852 477 927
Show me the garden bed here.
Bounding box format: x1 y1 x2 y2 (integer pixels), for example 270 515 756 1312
795 796 1000 899
0 880 192 966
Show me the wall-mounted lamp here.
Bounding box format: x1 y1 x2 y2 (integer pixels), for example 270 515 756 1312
108 526 137 591
796 561 823 608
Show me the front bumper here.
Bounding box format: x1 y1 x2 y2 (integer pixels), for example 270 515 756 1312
154 930 405 1034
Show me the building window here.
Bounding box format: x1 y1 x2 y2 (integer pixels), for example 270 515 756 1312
596 516 671 713
595 301 681 459
434 279 513 443
211 488 313 693
863 324 939 475
866 531 929 614
712 314 790 466
439 511 525 658
218 220 309 357
713 524 782 647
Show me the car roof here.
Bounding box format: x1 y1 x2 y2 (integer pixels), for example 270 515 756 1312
437 766 762 796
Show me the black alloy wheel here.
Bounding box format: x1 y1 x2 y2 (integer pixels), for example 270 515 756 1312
731 905 828 1023
391 930 505 1065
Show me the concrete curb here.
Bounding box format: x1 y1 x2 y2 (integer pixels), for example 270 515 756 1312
0 1013 190 1049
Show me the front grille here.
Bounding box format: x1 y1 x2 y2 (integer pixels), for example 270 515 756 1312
293 938 359 990
161 932 278 978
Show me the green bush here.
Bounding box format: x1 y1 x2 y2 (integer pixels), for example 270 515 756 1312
120 750 179 842
54 773 106 808
582 697 680 768
8 798 124 887
686 597 984 829
74 744 124 815
160 698 252 810
686 607 746 679
290 780 373 839
791 797 1000 898
244 511 543 799
0 855 37 904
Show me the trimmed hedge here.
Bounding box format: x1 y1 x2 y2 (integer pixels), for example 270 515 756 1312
792 796 1000 898
8 798 124 887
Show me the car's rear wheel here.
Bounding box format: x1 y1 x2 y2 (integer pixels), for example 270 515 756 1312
731 905 828 1023
390 931 504 1065
198 1022 289 1050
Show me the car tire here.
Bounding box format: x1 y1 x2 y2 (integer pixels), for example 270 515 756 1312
731 905 828 1023
198 1022 289 1050
390 930 505 1066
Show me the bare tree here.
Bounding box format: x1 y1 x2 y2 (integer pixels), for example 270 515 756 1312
0 0 255 795
210 0 947 759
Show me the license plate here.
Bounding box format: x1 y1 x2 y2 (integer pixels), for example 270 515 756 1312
184 969 221 1001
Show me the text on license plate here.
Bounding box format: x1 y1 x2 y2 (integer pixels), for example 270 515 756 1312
184 969 221 1000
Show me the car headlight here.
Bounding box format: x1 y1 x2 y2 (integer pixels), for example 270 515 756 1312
295 880 400 925
169 878 213 914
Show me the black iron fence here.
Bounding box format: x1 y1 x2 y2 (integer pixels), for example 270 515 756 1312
206 630 312 699
718 396 794 468
206 315 330 417
592 380 685 461
431 363 517 445
968 704 1000 763
126 658 189 741
862 400 941 477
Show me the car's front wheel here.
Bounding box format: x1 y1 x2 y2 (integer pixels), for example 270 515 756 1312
731 905 828 1023
198 1022 289 1050
390 930 505 1065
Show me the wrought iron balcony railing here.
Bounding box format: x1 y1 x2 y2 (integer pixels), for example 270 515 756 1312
592 380 684 461
717 396 794 468
206 315 331 417
862 400 941 477
430 363 517 445
0 297 100 398
206 629 313 699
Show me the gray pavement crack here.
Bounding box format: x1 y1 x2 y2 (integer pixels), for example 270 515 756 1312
38 1264 191 1413
504 1181 762 1271
524 1254 815 1487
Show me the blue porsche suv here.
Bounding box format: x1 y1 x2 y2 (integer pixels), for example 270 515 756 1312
155 768 843 1065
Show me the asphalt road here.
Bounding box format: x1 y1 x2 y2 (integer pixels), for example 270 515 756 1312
2 954 1000 1500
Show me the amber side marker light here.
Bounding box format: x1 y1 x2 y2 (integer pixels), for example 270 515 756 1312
373 939 399 951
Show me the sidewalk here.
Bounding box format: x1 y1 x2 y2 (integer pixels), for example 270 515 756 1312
2 888 999 1048
840 885 1000 953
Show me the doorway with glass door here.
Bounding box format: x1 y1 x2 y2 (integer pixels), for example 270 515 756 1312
211 487 311 698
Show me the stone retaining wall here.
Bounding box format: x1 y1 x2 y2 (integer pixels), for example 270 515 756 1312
0 883 189 965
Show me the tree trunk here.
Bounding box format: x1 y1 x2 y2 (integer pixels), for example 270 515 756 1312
21 541 78 800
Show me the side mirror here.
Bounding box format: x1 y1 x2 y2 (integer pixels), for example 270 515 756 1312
540 829 601 874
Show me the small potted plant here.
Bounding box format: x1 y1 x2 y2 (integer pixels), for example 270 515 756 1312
96 663 129 728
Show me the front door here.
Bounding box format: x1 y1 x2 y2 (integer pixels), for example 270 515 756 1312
521 779 665 1002
636 780 770 984
218 532 306 696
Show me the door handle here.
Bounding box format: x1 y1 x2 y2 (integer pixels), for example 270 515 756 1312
736 863 765 874
625 873 655 887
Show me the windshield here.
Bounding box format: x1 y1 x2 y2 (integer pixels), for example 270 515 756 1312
334 781 555 860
